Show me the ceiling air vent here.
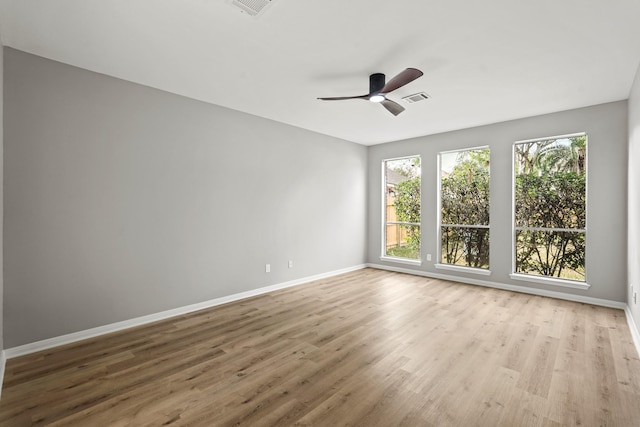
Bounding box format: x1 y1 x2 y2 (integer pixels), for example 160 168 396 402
229 0 274 17
402 92 430 104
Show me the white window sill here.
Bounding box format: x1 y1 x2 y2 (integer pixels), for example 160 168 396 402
509 273 590 290
379 256 422 266
435 263 491 276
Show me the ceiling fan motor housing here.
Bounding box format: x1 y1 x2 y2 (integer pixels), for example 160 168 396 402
370 73 386 94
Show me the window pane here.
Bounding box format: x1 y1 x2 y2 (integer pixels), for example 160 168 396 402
515 167 586 229
441 150 490 226
386 224 420 260
384 157 421 260
441 227 489 268
514 138 586 229
515 230 585 281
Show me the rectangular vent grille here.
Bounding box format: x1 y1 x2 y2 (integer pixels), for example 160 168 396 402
230 0 274 16
402 92 430 104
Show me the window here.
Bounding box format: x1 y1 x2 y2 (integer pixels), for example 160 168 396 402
438 147 490 270
513 134 587 283
383 156 421 261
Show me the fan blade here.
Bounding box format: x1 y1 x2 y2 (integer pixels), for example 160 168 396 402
317 94 369 101
381 99 405 116
380 68 423 94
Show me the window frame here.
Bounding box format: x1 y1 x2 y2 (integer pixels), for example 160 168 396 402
435 145 491 275
380 155 422 265
510 132 590 289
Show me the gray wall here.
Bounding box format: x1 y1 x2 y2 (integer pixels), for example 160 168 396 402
368 101 628 302
629 64 640 325
3 48 367 348
0 41 4 354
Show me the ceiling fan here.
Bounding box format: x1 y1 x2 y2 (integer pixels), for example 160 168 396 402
317 68 423 116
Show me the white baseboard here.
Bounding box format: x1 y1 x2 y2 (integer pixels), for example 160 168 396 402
5 264 367 359
0 351 6 399
625 306 640 358
367 263 627 310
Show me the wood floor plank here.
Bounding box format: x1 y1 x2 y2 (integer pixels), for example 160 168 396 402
1 268 640 426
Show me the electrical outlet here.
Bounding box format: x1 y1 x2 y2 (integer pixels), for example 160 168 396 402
288 260 293 269
426 254 432 261
265 264 270 273
635 291 637 305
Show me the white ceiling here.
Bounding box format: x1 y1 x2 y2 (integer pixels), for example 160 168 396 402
1 0 640 145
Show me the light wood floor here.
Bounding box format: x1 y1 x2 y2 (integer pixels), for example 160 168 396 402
1 268 640 426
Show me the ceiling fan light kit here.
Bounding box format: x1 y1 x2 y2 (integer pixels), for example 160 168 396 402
318 68 423 116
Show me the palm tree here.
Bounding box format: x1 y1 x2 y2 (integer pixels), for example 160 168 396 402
570 136 587 175
533 136 586 175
